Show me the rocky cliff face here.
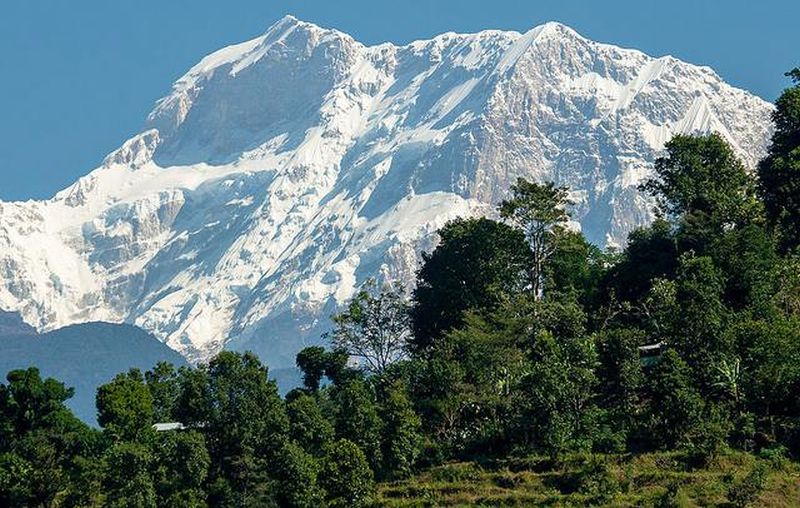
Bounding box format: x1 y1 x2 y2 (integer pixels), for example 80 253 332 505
0 16 773 366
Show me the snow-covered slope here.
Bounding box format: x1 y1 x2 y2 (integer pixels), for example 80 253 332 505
0 16 773 365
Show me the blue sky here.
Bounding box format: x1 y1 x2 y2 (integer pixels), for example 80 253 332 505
1 0 797 200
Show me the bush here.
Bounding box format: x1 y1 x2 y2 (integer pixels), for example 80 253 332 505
319 439 375 508
430 462 483 483
575 457 619 503
727 463 768 507
492 469 525 489
682 403 732 467
273 442 324 508
654 482 692 508
758 445 789 470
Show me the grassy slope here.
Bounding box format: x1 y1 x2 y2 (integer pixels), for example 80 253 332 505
377 451 800 507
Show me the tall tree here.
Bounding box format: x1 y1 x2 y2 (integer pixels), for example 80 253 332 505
286 393 335 456
1 368 77 442
411 307 528 454
411 217 531 351
732 317 800 421
600 219 679 306
328 280 411 375
668 255 730 391
758 69 800 252
145 362 180 423
96 369 155 442
771 255 800 316
645 349 705 450
518 329 598 459
272 441 325 508
296 347 353 392
102 442 157 508
175 351 289 506
595 327 646 423
332 379 383 472
0 368 98 507
295 346 329 393
378 381 422 480
499 178 571 299
544 230 608 306
644 133 760 234
152 430 210 507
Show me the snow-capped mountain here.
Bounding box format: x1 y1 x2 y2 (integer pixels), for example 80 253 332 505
0 16 773 366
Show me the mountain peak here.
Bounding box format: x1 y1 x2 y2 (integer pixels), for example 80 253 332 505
271 13 300 27
0 19 773 367
262 14 324 38
530 20 577 36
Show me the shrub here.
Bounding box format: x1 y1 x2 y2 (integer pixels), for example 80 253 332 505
273 442 324 508
654 482 692 508
575 457 619 503
492 470 525 489
319 439 375 508
430 462 483 483
727 463 768 507
758 445 789 470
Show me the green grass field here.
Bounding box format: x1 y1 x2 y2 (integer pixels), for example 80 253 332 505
377 451 800 507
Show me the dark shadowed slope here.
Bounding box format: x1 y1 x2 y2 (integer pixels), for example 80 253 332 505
0 318 188 424
0 310 36 336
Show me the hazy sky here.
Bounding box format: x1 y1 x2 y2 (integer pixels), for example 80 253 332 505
1 0 797 200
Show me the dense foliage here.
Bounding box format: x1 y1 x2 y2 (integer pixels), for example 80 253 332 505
2 72 800 507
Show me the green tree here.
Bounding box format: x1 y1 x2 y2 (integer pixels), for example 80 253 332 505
0 453 32 507
499 178 571 299
595 327 646 425
102 442 157 508
600 219 679 305
272 441 324 508
296 346 328 392
668 255 730 390
96 369 155 442
758 69 800 252
153 430 210 507
1 367 77 441
378 381 422 479
644 133 760 233
518 329 598 458
175 351 289 506
286 392 335 456
328 280 411 374
645 349 705 449
319 439 375 508
410 306 530 455
545 230 608 306
732 317 800 421
296 347 353 391
411 217 531 351
709 224 779 310
771 255 800 316
0 368 100 507
145 362 180 423
332 379 383 472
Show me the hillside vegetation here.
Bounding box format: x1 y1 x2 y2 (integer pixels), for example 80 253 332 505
378 452 800 507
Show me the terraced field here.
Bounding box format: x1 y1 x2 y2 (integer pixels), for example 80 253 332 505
377 451 800 507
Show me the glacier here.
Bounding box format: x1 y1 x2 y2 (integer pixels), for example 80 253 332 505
0 16 773 366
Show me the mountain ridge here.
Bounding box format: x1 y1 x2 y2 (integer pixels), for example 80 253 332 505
0 318 188 424
0 16 773 366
